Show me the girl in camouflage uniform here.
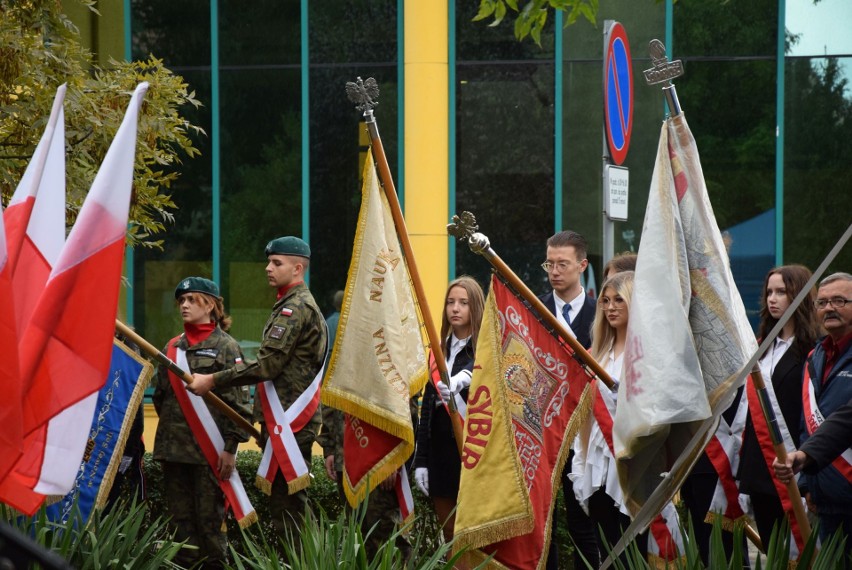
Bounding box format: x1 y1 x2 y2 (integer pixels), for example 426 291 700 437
153 277 251 569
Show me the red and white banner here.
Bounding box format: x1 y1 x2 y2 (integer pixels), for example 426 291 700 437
454 276 594 570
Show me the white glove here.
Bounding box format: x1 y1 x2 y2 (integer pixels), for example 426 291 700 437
414 467 429 496
436 381 452 402
449 370 472 394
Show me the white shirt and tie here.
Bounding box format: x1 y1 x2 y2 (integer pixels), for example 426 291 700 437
553 288 587 338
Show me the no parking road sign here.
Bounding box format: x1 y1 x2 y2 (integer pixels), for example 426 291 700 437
604 21 633 166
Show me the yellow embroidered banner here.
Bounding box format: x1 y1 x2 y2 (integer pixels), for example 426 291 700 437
321 150 428 506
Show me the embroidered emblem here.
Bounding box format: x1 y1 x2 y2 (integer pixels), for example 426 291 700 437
280 308 293 317
195 348 219 358
235 357 243 364
270 325 286 340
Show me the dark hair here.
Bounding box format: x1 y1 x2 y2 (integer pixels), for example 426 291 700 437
440 276 485 356
603 252 637 280
546 231 588 260
757 265 818 357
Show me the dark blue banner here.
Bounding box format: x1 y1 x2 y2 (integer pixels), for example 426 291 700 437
46 339 152 524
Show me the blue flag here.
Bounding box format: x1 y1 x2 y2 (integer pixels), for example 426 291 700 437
46 338 152 524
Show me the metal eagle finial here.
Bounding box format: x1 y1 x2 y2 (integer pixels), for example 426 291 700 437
447 211 491 255
447 211 479 241
345 76 380 114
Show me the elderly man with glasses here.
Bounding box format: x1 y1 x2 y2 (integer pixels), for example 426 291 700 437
775 272 852 558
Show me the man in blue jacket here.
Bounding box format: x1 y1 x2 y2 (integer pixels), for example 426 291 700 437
786 272 852 554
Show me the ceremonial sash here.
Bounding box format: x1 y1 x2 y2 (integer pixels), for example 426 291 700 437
593 384 683 563
746 369 805 553
803 372 852 483
429 351 466 422
395 465 414 524
703 399 749 529
166 341 256 528
256 366 323 495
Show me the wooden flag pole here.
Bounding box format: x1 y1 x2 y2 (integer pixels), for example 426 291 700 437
346 77 465 456
751 366 812 544
448 211 615 390
115 319 261 441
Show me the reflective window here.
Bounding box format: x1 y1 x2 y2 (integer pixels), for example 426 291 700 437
786 0 852 58
455 62 555 289
130 0 210 67
784 55 852 273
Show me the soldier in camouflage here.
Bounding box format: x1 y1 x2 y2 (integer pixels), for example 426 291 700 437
189 237 327 540
153 277 251 569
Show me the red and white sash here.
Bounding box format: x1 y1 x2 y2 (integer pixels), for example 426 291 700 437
703 394 748 528
593 384 684 562
395 465 414 524
746 368 804 554
256 367 323 495
167 341 256 528
803 373 852 482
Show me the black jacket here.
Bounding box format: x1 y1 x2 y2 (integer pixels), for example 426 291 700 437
538 290 596 350
413 342 475 468
737 343 805 495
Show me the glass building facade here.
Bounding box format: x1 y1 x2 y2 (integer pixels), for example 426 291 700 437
85 0 851 352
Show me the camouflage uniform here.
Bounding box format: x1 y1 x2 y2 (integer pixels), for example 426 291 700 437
213 282 327 537
318 403 415 560
153 327 251 569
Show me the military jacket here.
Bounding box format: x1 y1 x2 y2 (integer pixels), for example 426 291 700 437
214 282 327 452
153 327 251 464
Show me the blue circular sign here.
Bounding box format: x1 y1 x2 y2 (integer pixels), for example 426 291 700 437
604 22 633 166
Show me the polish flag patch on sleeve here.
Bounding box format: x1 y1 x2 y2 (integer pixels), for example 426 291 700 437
280 308 293 317
235 357 243 364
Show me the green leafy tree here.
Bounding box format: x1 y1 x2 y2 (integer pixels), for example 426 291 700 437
0 0 203 249
473 0 599 45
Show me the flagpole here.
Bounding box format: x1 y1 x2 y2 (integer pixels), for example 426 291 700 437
751 366 812 544
345 77 465 456
447 211 615 390
115 319 261 441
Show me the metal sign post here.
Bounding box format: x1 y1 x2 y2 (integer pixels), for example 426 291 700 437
602 20 633 266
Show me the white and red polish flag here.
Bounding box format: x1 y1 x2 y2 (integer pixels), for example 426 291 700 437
0 205 22 484
6 84 147 513
0 85 66 508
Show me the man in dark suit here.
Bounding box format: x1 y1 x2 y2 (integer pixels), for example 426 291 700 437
539 230 600 569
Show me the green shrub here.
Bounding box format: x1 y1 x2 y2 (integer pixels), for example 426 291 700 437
2 498 184 569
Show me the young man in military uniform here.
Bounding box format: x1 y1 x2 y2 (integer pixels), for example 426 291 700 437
153 277 251 569
189 237 327 539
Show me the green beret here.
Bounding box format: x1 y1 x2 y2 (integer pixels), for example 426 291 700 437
175 276 220 299
265 236 311 259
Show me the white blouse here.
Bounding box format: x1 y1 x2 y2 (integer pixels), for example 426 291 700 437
569 350 631 517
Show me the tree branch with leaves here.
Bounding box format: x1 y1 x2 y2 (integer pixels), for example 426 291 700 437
473 0 599 45
0 0 203 250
